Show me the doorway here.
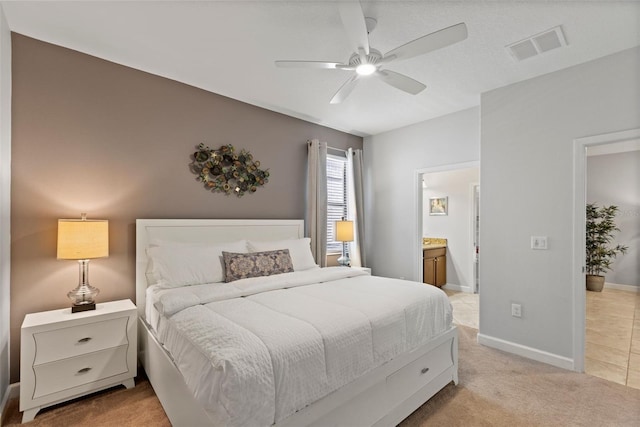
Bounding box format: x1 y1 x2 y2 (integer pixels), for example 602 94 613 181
415 161 479 293
572 128 640 376
584 139 640 387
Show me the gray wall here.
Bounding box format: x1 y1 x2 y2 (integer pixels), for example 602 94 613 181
363 107 480 281
587 150 640 287
9 34 362 382
0 4 11 407
480 47 640 361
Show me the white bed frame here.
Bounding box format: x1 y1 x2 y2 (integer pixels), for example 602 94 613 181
136 219 458 426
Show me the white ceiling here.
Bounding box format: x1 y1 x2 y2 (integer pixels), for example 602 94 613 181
2 1 639 137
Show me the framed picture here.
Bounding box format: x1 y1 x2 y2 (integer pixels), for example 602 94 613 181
429 197 448 216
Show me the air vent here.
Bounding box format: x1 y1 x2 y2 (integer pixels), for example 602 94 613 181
507 26 567 61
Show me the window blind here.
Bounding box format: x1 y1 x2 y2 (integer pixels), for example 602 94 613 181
327 154 348 253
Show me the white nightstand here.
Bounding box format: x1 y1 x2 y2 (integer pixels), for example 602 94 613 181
20 299 137 423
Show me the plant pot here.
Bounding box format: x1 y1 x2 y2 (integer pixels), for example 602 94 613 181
586 275 605 292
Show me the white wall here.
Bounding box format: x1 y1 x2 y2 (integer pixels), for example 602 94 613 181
0 3 11 407
423 167 479 291
363 107 479 280
587 150 640 287
480 47 640 364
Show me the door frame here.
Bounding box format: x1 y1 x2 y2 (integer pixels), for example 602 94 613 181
414 161 479 284
572 128 640 372
470 183 480 293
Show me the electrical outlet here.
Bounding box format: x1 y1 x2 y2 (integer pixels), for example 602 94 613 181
511 303 522 318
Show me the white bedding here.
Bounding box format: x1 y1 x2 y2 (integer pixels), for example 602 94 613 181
152 267 453 426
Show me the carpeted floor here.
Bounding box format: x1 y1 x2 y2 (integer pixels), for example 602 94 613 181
401 326 640 426
4 325 640 426
2 374 170 427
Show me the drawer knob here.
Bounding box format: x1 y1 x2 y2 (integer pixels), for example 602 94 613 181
420 367 430 375
77 367 92 374
77 337 92 343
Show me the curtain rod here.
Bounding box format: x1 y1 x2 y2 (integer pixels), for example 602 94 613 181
328 146 347 154
308 141 358 155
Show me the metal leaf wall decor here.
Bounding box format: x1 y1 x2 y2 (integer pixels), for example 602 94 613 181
190 143 269 197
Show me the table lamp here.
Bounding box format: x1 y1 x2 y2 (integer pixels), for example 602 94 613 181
57 213 109 312
335 218 354 267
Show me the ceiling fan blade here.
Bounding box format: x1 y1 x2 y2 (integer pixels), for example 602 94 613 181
375 70 426 95
330 74 360 104
338 1 370 55
382 22 467 63
275 61 343 69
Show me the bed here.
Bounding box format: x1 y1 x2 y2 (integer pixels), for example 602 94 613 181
136 219 458 426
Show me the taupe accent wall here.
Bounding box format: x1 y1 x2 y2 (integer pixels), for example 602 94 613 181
9 34 362 382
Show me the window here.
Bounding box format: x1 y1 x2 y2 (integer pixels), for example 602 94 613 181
327 154 348 253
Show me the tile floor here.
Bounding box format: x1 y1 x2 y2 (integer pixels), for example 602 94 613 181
444 287 640 390
444 288 479 329
585 288 640 389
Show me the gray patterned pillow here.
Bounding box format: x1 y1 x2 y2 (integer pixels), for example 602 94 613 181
222 249 294 282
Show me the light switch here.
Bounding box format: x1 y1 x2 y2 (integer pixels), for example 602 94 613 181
531 236 548 250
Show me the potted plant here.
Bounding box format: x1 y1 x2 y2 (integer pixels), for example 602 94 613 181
585 203 628 292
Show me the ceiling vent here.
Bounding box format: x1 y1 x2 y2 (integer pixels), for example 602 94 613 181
507 26 567 61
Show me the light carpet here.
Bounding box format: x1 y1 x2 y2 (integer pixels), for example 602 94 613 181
4 325 639 426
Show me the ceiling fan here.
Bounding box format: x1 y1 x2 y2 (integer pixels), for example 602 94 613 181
275 2 467 104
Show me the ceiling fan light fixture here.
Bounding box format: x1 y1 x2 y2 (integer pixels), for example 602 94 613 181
356 63 376 76
275 2 466 103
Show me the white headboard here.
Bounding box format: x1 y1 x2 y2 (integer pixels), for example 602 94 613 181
135 219 305 319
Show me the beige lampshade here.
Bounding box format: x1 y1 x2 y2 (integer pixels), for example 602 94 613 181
335 220 354 242
57 218 109 260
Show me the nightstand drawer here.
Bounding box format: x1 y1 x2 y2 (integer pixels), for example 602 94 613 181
33 316 129 364
32 344 129 399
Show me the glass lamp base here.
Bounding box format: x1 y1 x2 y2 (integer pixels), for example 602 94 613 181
67 283 99 303
68 283 99 313
337 255 351 267
338 242 351 267
68 259 100 313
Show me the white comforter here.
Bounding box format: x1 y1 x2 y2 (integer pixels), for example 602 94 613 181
153 267 452 426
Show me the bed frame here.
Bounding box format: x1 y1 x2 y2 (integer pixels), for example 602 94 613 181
136 219 458 426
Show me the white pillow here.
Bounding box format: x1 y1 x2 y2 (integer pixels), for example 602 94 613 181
247 238 317 271
146 240 248 288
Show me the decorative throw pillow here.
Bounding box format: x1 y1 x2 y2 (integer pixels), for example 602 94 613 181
222 250 294 282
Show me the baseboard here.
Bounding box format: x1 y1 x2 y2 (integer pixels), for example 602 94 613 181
477 333 574 371
604 282 640 293
0 383 19 424
442 283 474 293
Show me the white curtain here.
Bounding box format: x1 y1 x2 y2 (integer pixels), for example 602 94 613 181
306 139 327 267
346 148 366 267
